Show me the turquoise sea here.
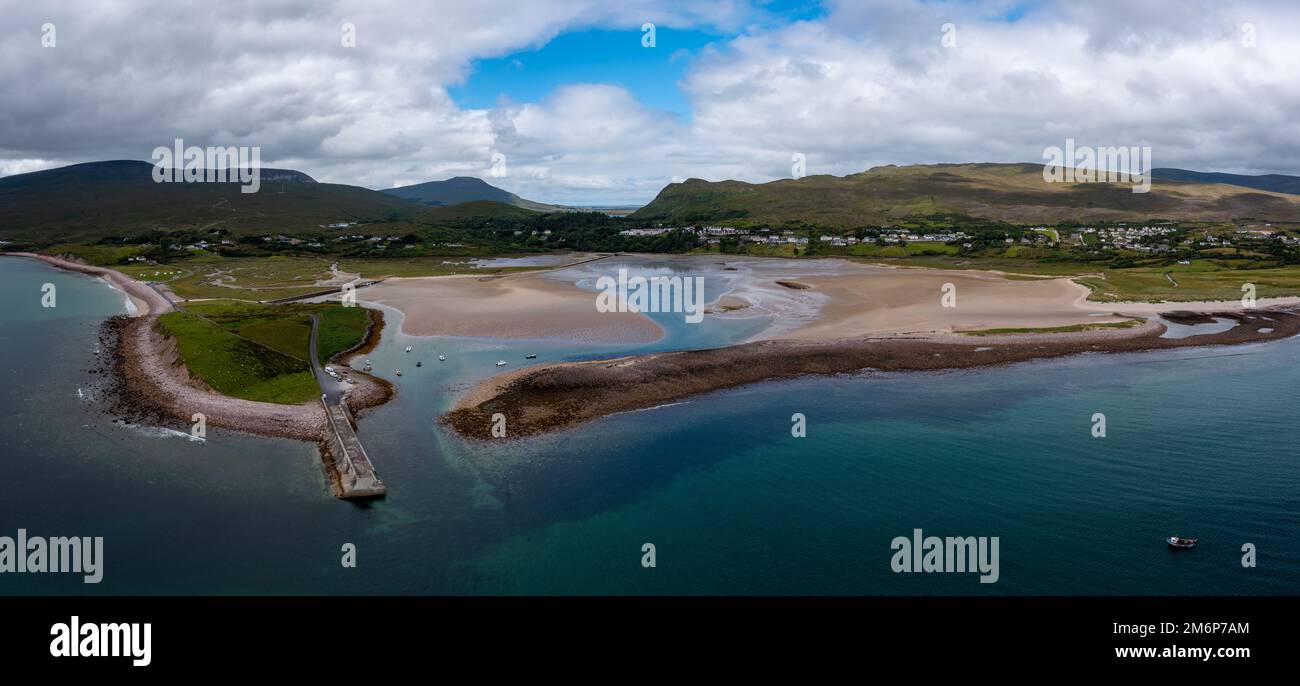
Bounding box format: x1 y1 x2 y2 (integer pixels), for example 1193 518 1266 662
1 255 1297 594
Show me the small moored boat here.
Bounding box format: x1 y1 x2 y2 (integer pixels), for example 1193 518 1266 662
495 360 507 367
438 355 446 361
1167 536 1197 549
525 354 537 359
395 370 402 376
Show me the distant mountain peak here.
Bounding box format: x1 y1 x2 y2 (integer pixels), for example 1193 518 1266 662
382 176 560 212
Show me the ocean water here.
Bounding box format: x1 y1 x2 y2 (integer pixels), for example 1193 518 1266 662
1 255 1297 595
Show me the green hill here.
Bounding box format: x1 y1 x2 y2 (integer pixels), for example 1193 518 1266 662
0 160 425 243
416 199 542 223
631 163 1300 227
383 176 561 212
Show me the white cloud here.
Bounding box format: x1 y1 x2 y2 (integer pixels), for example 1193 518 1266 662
678 0 1300 185
2 0 1299 205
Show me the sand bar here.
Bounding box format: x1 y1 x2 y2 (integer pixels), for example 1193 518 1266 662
445 308 1300 439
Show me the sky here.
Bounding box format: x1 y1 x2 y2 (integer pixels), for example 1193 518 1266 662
1 0 1298 205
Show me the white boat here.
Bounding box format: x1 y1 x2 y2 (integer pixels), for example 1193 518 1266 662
404 346 412 353
395 370 402 376
495 360 507 366
438 355 446 361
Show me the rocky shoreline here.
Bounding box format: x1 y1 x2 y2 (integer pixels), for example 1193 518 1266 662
105 315 329 441
442 308 1300 439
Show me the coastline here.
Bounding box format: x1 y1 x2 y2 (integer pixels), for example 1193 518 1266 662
2 253 396 480
3 252 172 315
443 308 1300 439
105 315 329 441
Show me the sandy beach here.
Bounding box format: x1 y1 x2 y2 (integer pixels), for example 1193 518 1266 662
361 271 665 343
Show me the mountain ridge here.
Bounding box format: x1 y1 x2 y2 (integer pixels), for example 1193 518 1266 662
630 163 1300 226
0 160 421 242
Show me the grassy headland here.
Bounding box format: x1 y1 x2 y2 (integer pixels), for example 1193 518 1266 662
157 300 373 403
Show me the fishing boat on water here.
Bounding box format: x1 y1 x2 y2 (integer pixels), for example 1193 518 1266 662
525 354 537 359
404 346 412 353
1167 536 1197 549
495 360 507 366
438 355 446 361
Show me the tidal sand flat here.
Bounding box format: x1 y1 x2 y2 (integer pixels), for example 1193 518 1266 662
361 270 664 344
547 255 1132 341
781 267 1127 338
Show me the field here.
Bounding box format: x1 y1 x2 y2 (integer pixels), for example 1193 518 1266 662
159 300 374 403
163 256 336 301
309 305 372 364
157 310 318 404
846 241 960 257
106 254 553 300
962 320 1144 336
845 255 1300 302
1075 265 1300 302
336 256 546 278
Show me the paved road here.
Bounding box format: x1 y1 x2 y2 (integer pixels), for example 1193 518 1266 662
307 313 344 404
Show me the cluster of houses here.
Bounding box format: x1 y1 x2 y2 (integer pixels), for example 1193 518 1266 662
1074 225 1180 252
263 235 325 248
870 229 971 246
1234 227 1300 246
1064 223 1300 254
619 225 973 247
